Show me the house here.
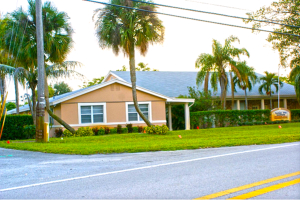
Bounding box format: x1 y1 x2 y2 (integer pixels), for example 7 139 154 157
8 71 299 137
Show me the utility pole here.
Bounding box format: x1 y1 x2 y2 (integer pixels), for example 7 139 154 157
35 0 45 142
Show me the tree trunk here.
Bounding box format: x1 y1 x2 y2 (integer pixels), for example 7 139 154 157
0 76 6 103
270 93 272 109
204 73 209 93
220 76 227 110
30 85 37 126
230 72 234 110
129 41 152 127
14 77 19 114
245 89 248 110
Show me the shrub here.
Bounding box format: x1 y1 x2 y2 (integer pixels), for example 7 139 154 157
126 124 133 133
63 129 73 137
132 127 139 133
104 127 110 134
161 125 169 134
23 125 36 139
145 125 169 135
137 126 144 133
116 125 122 134
55 128 63 137
76 127 94 137
122 127 128 133
110 128 117 134
1 115 33 140
92 127 100 135
144 126 155 134
98 127 105 135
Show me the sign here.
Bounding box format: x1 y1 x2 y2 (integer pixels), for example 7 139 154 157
270 108 291 121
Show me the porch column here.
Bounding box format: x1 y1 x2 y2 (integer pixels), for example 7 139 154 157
261 99 265 110
168 104 173 131
237 100 240 110
284 98 287 109
184 103 190 130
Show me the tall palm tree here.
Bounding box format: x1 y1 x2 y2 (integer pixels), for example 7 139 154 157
2 0 73 124
195 36 249 109
94 0 164 126
289 65 300 102
258 71 283 109
233 62 257 110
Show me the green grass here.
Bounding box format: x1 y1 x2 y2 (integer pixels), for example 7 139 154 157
0 123 299 155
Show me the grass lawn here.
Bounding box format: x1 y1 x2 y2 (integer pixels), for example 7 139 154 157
0 123 299 155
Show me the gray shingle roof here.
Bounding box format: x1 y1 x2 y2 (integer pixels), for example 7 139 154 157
112 71 296 98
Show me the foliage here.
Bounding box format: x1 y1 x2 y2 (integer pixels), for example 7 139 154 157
1 123 299 154
23 125 36 139
117 63 158 71
35 85 55 98
244 0 300 67
291 109 300 120
122 127 128 133
92 127 100 135
98 127 105 135
126 124 133 133
195 36 250 109
116 125 122 134
117 66 127 71
63 129 73 137
54 82 72 96
5 102 16 111
145 125 169 134
289 65 300 102
191 110 271 129
280 76 294 85
104 127 110 134
110 128 117 134
132 127 139 133
55 128 63 138
137 126 144 133
76 127 94 137
0 115 33 140
81 77 104 88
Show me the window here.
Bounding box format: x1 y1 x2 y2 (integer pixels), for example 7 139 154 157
80 104 105 124
127 103 150 122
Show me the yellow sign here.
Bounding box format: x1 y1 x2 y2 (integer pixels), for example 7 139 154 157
270 108 291 121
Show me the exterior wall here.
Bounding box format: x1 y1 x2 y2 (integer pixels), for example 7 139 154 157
104 74 117 82
48 83 166 137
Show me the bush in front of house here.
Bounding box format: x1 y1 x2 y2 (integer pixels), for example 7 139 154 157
126 124 133 133
76 127 94 137
116 125 122 134
110 128 117 134
132 127 139 133
104 127 110 134
98 127 105 135
55 128 63 137
63 129 73 137
144 125 169 135
92 127 100 135
0 115 34 140
137 126 144 133
122 127 128 133
23 125 36 139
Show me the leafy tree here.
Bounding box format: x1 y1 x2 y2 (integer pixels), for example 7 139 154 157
94 0 164 126
289 65 300 102
280 76 295 85
5 102 16 111
233 62 257 110
117 65 127 71
244 0 300 67
195 36 249 109
54 82 72 96
117 63 158 71
258 71 283 109
81 77 104 88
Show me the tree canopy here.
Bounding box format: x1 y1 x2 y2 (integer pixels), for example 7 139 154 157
244 0 300 68
54 82 72 96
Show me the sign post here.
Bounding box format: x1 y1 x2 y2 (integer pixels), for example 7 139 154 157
270 108 291 121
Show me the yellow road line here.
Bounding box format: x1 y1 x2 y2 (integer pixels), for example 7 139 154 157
228 178 300 199
194 171 300 200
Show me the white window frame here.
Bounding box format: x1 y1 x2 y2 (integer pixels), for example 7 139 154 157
125 102 152 123
78 103 107 125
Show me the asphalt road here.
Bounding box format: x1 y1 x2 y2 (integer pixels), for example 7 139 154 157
0 142 300 199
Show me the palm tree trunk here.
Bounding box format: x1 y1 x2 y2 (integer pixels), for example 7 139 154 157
245 89 248 110
204 73 209 93
14 77 19 114
270 93 272 109
0 76 6 103
129 41 152 127
230 72 234 109
30 86 37 126
220 76 226 110
44 74 75 134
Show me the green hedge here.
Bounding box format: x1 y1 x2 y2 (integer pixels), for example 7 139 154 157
191 110 271 129
1 115 34 140
191 109 300 129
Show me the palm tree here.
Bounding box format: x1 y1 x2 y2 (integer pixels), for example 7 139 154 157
195 36 249 109
233 62 257 110
258 71 283 109
2 0 73 124
94 0 164 126
289 65 300 102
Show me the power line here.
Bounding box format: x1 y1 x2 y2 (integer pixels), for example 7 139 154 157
132 0 300 29
182 0 253 12
83 0 300 38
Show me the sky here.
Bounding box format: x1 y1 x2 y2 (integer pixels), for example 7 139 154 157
0 0 291 101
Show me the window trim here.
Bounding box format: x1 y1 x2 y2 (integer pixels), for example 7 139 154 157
125 102 152 123
78 103 107 124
